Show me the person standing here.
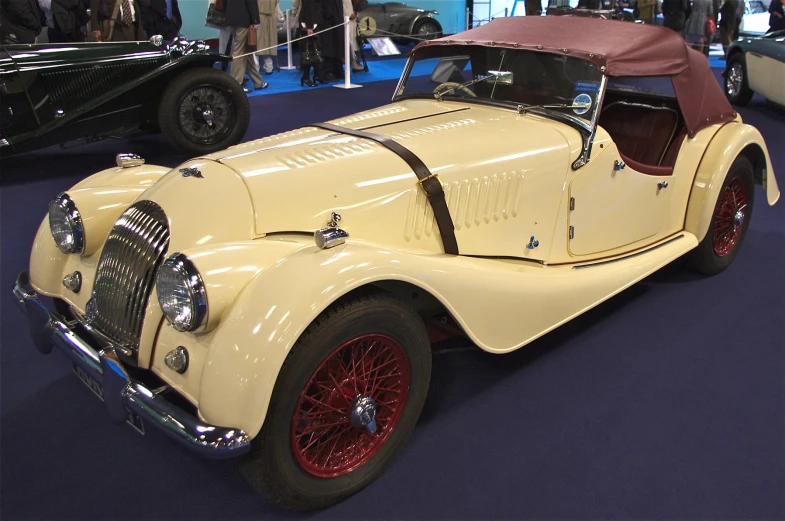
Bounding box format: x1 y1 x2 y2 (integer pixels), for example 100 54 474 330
636 0 657 23
524 0 541 15
319 0 344 80
662 0 690 30
256 0 279 74
0 0 43 44
54 0 89 40
769 0 785 32
90 0 145 41
683 0 714 56
140 0 181 40
718 0 738 54
227 0 268 92
342 0 362 71
295 0 322 86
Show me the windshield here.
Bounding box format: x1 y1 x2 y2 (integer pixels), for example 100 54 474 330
395 46 604 127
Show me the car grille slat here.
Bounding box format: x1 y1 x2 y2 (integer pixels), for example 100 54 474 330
90 201 169 355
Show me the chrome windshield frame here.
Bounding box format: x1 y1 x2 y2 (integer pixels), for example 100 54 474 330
571 74 607 170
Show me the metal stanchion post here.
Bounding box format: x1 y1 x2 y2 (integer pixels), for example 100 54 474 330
504 7 508 16
281 10 297 70
334 17 362 90
466 7 470 29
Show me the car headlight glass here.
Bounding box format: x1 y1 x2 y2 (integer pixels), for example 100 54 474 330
48 193 84 254
156 253 207 332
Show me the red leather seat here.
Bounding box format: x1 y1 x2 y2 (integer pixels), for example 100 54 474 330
599 101 679 167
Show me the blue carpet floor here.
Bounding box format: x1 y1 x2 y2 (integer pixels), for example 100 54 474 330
1 70 783 519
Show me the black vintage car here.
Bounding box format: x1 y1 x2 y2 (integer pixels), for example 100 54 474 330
0 37 250 157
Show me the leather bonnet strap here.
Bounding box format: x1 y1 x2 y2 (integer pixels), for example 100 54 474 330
309 122 459 256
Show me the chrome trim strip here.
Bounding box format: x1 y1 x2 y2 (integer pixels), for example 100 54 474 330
572 234 685 269
12 272 250 458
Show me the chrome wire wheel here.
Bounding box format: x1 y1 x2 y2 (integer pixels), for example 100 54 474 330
177 85 235 146
291 334 411 478
712 177 749 257
726 62 743 99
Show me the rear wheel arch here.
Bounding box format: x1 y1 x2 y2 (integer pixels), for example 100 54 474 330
740 142 768 188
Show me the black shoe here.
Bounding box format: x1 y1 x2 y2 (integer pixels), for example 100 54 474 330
243 87 252 93
313 74 329 85
301 76 316 87
253 82 269 90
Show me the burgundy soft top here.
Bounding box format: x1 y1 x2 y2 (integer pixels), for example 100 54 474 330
412 16 735 136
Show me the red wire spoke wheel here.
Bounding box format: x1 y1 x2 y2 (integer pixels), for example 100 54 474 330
712 177 748 257
238 290 431 510
687 156 755 276
291 334 411 478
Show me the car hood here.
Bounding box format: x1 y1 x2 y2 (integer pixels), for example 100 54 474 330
195 99 582 257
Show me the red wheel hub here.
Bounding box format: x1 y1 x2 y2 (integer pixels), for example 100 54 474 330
291 334 411 478
712 177 749 257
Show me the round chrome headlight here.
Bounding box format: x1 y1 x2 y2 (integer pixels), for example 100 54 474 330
48 193 84 254
156 253 207 332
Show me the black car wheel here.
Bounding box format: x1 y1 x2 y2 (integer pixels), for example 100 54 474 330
724 52 754 106
158 67 250 156
238 290 432 510
412 19 441 40
686 156 755 276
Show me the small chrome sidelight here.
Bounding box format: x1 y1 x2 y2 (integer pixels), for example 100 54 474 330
657 181 669 190
315 212 348 249
116 153 145 168
149 34 164 46
62 271 82 293
164 346 189 374
614 160 626 171
315 228 349 249
526 236 540 249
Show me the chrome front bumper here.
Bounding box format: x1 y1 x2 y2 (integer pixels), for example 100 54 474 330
12 272 250 459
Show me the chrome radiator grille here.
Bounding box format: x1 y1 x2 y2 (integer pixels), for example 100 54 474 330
90 200 170 352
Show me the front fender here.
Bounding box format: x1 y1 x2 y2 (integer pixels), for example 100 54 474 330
196 231 695 438
684 122 779 243
29 163 171 300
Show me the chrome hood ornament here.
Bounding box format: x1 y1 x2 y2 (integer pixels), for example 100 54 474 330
179 167 203 178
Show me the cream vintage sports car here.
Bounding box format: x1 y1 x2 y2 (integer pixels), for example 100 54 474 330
12 16 780 510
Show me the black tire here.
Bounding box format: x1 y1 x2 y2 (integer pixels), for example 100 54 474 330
724 52 754 106
158 67 250 156
686 156 755 276
411 19 441 40
238 289 432 510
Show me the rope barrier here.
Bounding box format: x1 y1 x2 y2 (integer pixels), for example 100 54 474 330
232 19 349 60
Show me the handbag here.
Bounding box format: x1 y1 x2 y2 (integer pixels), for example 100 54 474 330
705 17 717 36
205 4 226 29
299 37 323 65
247 25 258 49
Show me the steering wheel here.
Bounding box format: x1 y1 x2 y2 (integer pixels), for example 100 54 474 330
433 82 477 98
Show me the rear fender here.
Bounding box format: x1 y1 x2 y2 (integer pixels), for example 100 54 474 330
684 122 779 243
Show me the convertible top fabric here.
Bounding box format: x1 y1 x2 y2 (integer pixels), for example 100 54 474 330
413 16 736 136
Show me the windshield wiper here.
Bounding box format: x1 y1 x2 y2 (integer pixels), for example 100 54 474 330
516 101 591 114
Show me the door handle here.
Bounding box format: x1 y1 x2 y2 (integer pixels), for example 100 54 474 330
658 181 669 190
614 160 626 171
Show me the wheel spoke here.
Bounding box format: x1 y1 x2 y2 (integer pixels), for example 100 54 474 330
291 334 411 477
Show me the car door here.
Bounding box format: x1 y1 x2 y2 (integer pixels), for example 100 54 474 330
567 133 672 257
750 34 785 105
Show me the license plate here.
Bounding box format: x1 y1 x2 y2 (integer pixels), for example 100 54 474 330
72 364 145 435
